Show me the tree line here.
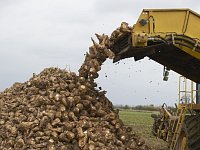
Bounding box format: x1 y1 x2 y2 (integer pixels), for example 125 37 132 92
114 104 175 112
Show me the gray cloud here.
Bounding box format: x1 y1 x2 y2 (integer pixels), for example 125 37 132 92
0 0 199 106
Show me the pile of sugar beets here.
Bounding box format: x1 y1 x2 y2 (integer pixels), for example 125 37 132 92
0 23 150 150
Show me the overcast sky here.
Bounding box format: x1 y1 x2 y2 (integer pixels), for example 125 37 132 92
0 0 199 106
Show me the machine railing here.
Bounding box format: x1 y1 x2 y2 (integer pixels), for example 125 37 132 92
178 76 198 108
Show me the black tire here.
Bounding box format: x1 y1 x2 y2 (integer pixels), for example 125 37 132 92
176 115 200 150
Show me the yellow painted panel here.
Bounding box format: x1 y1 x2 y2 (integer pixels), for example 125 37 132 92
148 11 186 34
133 9 200 60
185 12 200 39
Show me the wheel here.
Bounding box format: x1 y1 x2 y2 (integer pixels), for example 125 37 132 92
177 131 187 150
175 115 200 150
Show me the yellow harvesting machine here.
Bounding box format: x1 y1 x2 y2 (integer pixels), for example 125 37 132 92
110 9 200 150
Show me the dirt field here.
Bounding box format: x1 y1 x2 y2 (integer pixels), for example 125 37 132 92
119 110 168 150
